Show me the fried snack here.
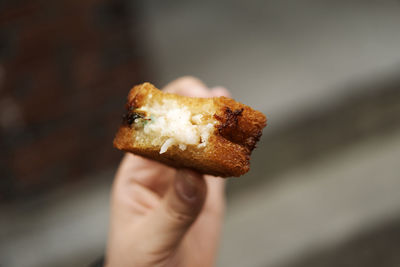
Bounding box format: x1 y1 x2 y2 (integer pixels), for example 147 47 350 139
113 82 267 177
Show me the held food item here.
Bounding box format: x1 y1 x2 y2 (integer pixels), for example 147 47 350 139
113 82 267 177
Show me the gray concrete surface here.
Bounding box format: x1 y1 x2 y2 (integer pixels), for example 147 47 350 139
0 172 112 267
1 125 400 267
218 130 400 267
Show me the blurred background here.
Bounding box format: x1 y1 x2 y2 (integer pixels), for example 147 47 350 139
1 0 400 266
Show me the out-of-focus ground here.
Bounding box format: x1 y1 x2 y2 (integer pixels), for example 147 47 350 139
2 1 400 266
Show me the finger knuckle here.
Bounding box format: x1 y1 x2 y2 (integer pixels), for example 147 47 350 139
165 204 195 225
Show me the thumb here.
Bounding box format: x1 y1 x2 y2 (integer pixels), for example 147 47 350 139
144 169 207 252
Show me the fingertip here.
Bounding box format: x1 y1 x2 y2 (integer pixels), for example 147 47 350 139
163 76 210 97
175 76 205 88
211 86 231 97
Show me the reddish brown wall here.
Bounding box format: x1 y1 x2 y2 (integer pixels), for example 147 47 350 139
0 0 149 200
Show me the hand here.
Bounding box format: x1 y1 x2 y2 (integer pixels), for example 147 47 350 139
106 77 230 267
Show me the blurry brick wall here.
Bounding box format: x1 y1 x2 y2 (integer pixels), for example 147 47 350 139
0 0 149 201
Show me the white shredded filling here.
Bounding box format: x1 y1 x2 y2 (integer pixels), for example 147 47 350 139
137 99 215 154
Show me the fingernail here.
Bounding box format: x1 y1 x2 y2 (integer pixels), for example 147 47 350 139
175 170 199 202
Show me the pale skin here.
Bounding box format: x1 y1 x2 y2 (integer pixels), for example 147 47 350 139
106 77 230 267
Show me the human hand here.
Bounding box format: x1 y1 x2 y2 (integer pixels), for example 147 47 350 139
106 77 230 267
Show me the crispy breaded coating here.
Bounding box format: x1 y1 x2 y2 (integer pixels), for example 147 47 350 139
113 82 267 177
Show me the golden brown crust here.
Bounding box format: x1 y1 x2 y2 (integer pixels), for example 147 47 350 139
113 82 267 177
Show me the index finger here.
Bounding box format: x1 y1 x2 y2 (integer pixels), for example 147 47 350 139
163 76 213 98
